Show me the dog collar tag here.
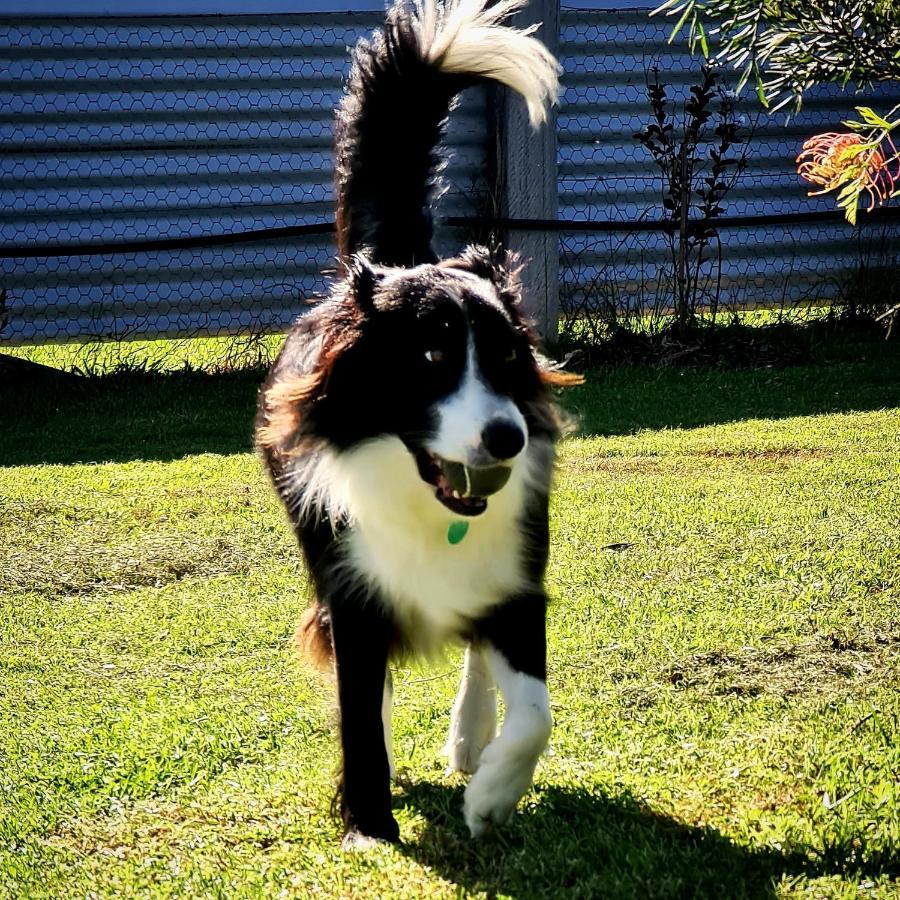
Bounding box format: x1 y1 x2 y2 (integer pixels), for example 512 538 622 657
447 520 469 545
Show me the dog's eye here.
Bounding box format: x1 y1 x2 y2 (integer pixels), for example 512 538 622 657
425 349 445 364
505 348 517 363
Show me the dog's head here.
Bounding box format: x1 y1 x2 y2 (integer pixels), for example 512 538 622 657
258 245 580 520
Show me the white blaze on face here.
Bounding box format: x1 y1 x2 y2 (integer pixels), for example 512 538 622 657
429 339 527 468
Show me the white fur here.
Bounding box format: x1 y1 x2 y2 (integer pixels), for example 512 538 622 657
430 340 528 468
382 672 396 779
278 442 349 526
413 0 560 128
463 646 551 836
444 644 497 774
333 434 550 655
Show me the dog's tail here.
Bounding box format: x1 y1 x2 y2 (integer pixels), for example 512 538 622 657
335 0 559 268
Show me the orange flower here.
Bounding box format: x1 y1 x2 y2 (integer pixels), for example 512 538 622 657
797 131 897 212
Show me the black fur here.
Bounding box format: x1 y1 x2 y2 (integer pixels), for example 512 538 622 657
329 586 398 842
335 6 472 267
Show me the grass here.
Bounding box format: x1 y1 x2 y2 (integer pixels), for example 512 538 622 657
1 338 898 898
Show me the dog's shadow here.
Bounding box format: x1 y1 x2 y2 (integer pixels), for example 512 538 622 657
394 781 893 899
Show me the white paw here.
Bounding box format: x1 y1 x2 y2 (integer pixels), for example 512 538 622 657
444 646 497 775
341 831 388 852
444 703 496 774
444 730 491 775
463 742 540 837
458 647 551 836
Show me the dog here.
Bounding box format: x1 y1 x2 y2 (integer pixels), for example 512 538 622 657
255 0 580 847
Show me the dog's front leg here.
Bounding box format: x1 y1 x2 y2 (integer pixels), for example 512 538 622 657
444 643 497 774
329 594 399 848
464 592 552 837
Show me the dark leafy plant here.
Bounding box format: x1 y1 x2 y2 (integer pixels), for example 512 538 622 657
635 65 748 330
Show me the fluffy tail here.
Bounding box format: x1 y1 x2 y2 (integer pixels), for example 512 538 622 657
335 0 559 268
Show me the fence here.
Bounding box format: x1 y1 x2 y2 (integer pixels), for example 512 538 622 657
1 5 898 347
0 12 489 344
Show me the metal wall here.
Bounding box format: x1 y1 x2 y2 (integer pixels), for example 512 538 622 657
2 8 898 345
557 6 900 312
0 13 489 344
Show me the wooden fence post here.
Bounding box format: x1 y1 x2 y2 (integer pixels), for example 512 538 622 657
495 0 560 341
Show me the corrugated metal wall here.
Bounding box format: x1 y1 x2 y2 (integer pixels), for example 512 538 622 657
2 7 897 344
557 6 900 311
0 13 489 344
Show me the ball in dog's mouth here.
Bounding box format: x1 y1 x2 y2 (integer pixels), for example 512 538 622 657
413 448 512 517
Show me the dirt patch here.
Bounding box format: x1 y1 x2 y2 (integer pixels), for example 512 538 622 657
693 448 830 461
3 534 251 597
664 627 900 699
571 455 668 477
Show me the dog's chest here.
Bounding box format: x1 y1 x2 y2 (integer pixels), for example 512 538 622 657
346 512 524 644
334 438 529 647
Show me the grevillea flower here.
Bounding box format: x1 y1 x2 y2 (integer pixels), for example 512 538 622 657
797 131 899 222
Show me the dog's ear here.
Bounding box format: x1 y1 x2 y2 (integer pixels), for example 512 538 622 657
346 253 383 311
454 244 500 281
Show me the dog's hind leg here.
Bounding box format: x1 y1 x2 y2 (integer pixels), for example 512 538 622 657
444 643 497 775
463 593 552 837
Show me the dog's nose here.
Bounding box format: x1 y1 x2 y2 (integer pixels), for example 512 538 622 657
481 418 525 461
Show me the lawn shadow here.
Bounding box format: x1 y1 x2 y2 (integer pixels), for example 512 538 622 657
566 343 899 438
0 368 263 466
1 339 898 466
396 781 895 899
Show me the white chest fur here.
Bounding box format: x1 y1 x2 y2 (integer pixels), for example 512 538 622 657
327 436 543 651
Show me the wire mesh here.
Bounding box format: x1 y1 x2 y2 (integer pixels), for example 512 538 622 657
0 8 897 350
0 12 488 346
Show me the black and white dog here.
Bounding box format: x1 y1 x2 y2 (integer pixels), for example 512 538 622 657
256 0 579 847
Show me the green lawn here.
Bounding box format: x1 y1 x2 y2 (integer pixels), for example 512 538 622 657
1 341 898 898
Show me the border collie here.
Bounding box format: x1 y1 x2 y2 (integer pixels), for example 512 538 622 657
255 0 580 848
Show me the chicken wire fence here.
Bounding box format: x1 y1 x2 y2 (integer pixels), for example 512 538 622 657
0 11 490 347
1 7 898 353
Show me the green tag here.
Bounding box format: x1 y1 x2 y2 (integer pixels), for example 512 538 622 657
447 520 469 545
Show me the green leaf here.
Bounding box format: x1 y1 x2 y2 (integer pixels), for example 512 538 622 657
856 106 892 129
836 182 860 202
755 78 768 109
697 20 709 58
668 2 695 44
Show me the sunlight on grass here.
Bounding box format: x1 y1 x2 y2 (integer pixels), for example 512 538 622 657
3 306 826 376
1 339 898 897
4 333 287 375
